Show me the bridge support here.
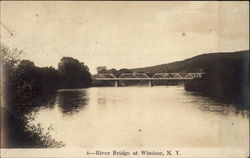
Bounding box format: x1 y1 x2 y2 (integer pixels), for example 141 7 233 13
148 80 153 87
115 80 119 87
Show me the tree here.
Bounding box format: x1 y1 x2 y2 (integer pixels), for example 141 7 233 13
16 60 35 80
1 44 22 70
58 57 91 88
96 66 108 74
107 68 118 77
1 44 22 105
117 68 133 76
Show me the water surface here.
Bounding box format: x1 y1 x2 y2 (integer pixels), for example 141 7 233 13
26 86 249 148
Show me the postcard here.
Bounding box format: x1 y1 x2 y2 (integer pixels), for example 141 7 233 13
1 1 249 158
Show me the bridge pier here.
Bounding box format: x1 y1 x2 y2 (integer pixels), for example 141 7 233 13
148 80 153 87
115 80 119 87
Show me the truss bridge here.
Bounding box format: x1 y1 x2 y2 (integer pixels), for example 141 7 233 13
92 72 204 87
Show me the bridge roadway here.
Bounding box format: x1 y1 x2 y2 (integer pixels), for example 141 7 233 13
94 78 193 81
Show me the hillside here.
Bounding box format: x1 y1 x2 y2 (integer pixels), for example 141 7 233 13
131 50 249 74
131 50 249 106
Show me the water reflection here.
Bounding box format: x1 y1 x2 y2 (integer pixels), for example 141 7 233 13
199 103 248 117
31 93 57 112
2 92 65 148
98 97 107 104
57 89 88 114
184 92 249 118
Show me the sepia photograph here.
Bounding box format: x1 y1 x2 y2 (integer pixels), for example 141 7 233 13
0 1 249 158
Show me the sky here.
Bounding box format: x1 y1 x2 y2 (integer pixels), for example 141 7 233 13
1 1 249 73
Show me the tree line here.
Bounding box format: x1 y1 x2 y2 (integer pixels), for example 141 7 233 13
1 44 92 107
184 50 249 109
1 44 92 147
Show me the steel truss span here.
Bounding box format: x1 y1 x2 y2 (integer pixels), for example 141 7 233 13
92 73 204 81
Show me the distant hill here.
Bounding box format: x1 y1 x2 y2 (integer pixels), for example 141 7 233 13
130 50 249 74
131 50 249 106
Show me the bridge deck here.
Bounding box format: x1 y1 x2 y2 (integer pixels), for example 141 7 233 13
94 78 193 81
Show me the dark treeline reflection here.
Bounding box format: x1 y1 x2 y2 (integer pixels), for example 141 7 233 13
197 102 249 118
2 92 65 148
185 92 249 118
57 90 89 114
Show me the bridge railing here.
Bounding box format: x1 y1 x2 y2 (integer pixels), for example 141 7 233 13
92 72 205 79
152 73 183 79
184 73 204 79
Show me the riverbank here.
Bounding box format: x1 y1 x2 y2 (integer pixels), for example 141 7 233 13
183 50 249 110
184 74 249 110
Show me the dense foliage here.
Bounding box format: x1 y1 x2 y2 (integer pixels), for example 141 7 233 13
58 57 91 88
1 44 92 103
1 44 92 147
184 51 249 108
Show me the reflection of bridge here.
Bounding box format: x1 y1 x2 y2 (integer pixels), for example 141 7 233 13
92 73 204 87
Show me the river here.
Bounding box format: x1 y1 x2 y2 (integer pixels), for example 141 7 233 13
23 86 248 149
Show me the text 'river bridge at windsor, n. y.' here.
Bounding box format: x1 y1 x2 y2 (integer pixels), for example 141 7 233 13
92 73 205 87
